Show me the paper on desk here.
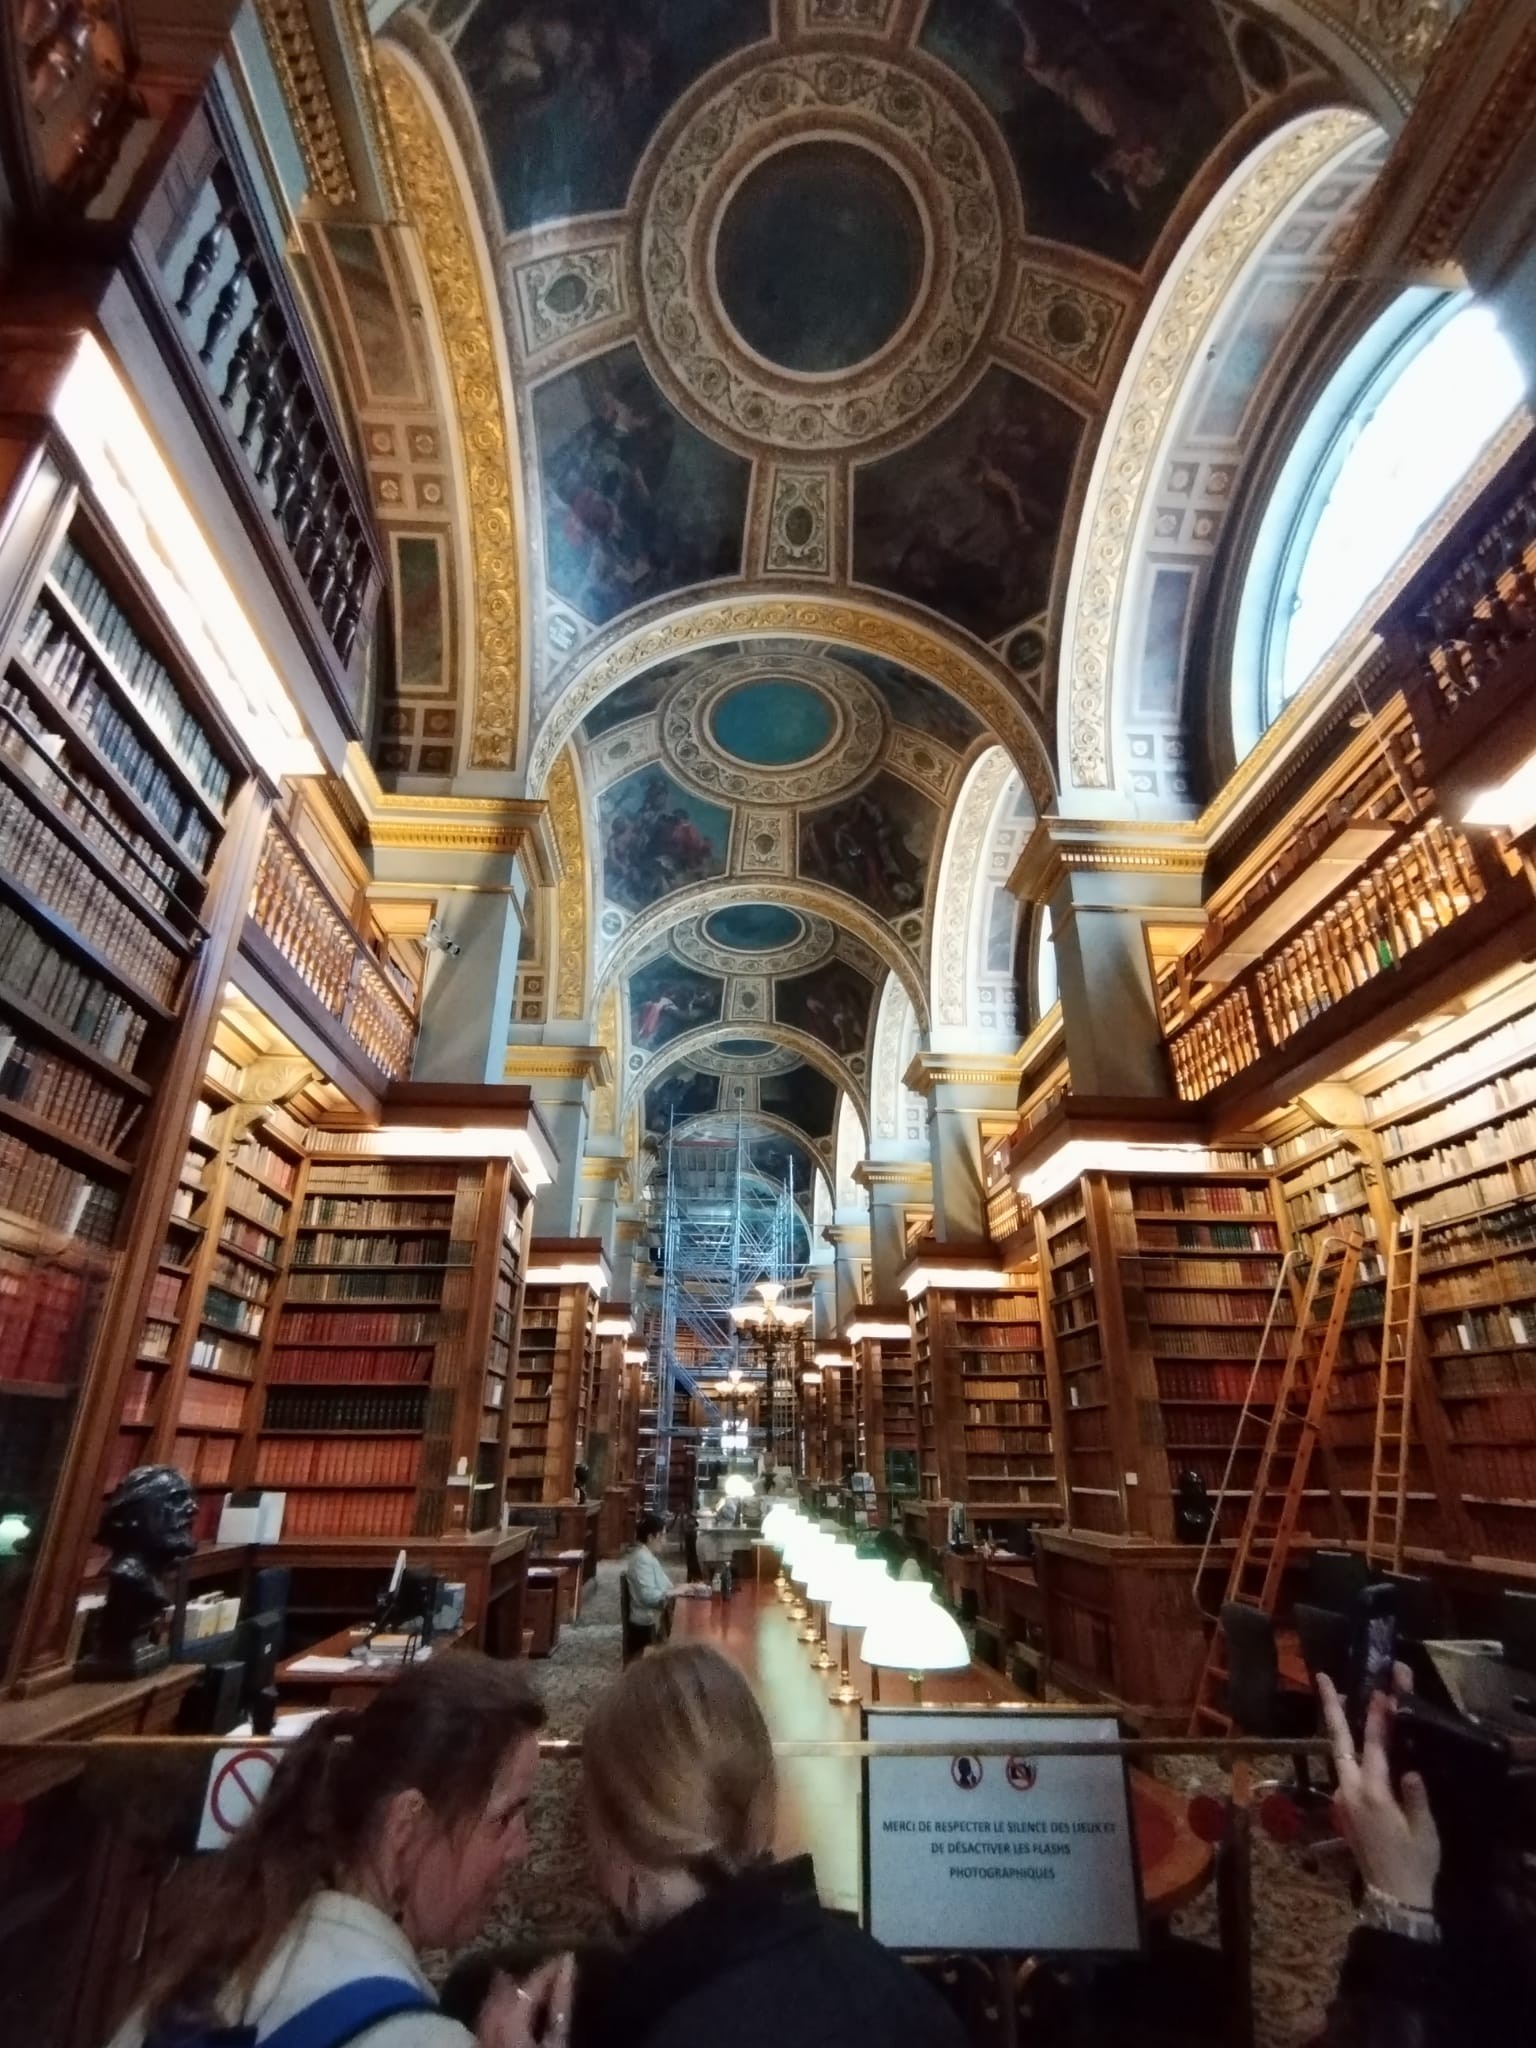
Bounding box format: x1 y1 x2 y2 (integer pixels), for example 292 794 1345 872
285 1655 358 1674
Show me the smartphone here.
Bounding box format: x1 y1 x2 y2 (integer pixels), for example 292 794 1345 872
1349 1583 1398 1734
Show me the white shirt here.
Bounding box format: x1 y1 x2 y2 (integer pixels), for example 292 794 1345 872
109 1889 470 2048
625 1542 674 1626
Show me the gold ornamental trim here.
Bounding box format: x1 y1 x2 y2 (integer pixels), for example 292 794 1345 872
503 1045 613 1087
548 749 589 1020
342 747 558 875
903 1052 1022 1097
853 1159 933 1191
381 53 524 770
254 0 356 207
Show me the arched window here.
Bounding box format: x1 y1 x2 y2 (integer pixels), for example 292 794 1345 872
1034 906 1058 1025
1235 292 1526 754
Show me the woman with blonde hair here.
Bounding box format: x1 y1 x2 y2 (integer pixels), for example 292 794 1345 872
569 1642 967 2048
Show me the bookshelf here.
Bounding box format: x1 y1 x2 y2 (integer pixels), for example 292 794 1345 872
909 1289 944 1505
0 484 252 1689
508 1242 608 1507
848 1314 919 1520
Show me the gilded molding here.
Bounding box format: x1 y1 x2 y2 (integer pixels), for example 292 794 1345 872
853 1159 933 1190
503 1045 613 1087
529 594 1054 810
1061 109 1369 791
903 1052 1022 1096
591 986 620 1136
342 746 558 875
1008 816 1206 904
382 56 524 770
254 0 356 206
547 748 588 1020
1303 0 1457 95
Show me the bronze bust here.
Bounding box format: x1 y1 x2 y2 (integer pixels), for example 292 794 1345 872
81 1465 198 1679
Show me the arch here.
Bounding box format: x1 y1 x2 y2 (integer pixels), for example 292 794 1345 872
595 879 929 1031
835 1090 870 1206
1057 105 1377 808
868 972 927 1161
546 745 592 1020
668 1109 832 1210
525 591 1056 810
929 746 1035 1051
623 1022 867 1124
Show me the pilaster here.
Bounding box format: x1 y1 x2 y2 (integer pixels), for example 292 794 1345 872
903 1053 1023 1245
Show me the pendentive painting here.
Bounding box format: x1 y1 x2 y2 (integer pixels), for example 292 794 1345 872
919 0 1248 271
798 771 937 922
645 1065 722 1134
629 953 725 1052
775 960 877 1060
535 345 750 627
598 765 731 914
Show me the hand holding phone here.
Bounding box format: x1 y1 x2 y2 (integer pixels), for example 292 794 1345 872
1318 1672 1440 1912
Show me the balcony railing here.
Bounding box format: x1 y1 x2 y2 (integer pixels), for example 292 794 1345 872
247 819 416 1084
1413 454 1536 725
1167 815 1496 1102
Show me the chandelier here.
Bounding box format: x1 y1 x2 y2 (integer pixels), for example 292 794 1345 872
729 1279 810 1366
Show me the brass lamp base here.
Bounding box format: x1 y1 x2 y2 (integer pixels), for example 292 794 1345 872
828 1630 861 1706
812 1611 835 1670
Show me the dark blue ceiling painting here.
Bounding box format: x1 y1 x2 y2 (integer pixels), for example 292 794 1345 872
919 0 1250 271
598 765 731 914
709 679 835 765
715 140 925 374
759 1064 838 1140
645 1065 721 1135
702 903 805 951
853 366 1083 644
798 770 937 921
775 958 877 1059
833 650 984 754
535 345 750 626
628 953 724 1052
435 0 769 234
580 659 689 741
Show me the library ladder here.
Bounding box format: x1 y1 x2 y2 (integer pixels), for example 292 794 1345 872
1190 1228 1364 1736
1366 1219 1422 1575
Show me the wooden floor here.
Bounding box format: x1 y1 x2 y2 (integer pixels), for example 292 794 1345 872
670 1565 1211 1919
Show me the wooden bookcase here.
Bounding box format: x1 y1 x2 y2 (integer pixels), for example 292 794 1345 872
848 1313 919 1521
0 463 262 1689
507 1241 607 1507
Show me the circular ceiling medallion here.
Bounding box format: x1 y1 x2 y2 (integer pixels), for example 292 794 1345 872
634 51 1005 454
661 650 884 805
709 679 835 766
703 903 806 951
719 1038 776 1055
715 140 925 375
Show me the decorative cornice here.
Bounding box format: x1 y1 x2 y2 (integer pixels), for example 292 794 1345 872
854 1159 932 1192
503 1045 613 1088
253 0 356 207
381 54 524 770
582 1155 628 1184
335 0 405 213
1009 816 1207 903
547 749 588 1020
1303 0 1460 100
342 746 558 874
903 1052 1022 1097
822 1223 872 1247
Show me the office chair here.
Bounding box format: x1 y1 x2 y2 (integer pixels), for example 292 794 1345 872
1307 1549 1370 1616
1384 1571 1451 1643
1221 1602 1319 1799
1294 1601 1352 1695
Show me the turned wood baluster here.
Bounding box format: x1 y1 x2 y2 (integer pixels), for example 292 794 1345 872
323 519 360 636
282 418 320 549
336 539 367 662
177 206 228 320
313 498 347 623
272 393 311 534
299 481 338 585
238 308 281 459
255 353 296 488
199 239 250 367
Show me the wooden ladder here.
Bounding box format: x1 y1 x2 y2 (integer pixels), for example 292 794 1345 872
1366 1219 1422 1574
1190 1228 1364 1735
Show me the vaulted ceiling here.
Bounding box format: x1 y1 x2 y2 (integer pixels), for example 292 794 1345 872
356 0 1363 1185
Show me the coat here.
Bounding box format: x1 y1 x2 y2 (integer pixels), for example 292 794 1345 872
573 1857 969 2048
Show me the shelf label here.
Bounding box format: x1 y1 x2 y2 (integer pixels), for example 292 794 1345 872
862 1708 1142 1955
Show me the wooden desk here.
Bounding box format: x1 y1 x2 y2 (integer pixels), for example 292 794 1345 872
670 1580 1211 1922
276 1623 469 1706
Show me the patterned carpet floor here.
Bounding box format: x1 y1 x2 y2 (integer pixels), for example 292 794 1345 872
457 1559 1354 2046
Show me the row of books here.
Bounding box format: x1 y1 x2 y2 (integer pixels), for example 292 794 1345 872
16 609 217 861
1052 1293 1098 1336
947 1336 1046 1361
1132 1254 1283 1288
286 1269 446 1303
508 1426 548 1450
1382 1064 1536 1161
964 1425 1054 1451
292 1232 468 1268
0 790 180 1002
280 1491 416 1537
1449 1394 1536 1438
1064 1406 1110 1447
144 1268 182 1322
1286 1167 1369 1228
208 1250 269 1304
1158 1408 1265 1448
234 1135 298 1194
1419 1201 1536 1270
263 1384 429 1432
1369 1005 1536 1121
963 1402 1051 1428
121 1369 155 1422
179 1376 247 1429
1435 1353 1536 1397
1400 1161 1536 1226
0 1244 99 1382
0 905 151 1071
170 1432 236 1485
1143 1288 1290 1326
277 1308 438 1343
305 1164 461 1195
0 1131 118 1243
1420 1256 1536 1310
1434 1304 1534 1352
0 1027 139 1150
206 1046 243 1093
1448 1443 1536 1500
254 1438 421 1485
1156 1361 1285 1402
0 682 180 910
960 1383 1046 1407
227 1180 288 1234
203 1286 262 1335
1151 1325 1290 1359
1134 1183 1271 1216
140 1320 174 1361
268 1345 435 1384
1136 1219 1282 1253
513 1378 551 1402
47 540 232 807
1387 1110 1536 1196
221 1213 281 1265
1056 1330 1101 1370
188 1334 238 1376
947 1293 1040 1321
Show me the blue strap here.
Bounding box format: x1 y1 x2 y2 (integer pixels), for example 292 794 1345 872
259 1978 438 2048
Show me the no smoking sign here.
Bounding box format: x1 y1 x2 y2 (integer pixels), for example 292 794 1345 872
197 1745 279 1850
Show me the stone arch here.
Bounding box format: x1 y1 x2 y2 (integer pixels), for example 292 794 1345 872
1057 105 1380 810
623 1023 866 1125
929 745 1036 1053
869 972 927 1162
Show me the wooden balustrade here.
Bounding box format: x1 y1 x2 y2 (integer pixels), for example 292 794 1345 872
1168 816 1495 1102
248 820 416 1083
1414 453 1536 720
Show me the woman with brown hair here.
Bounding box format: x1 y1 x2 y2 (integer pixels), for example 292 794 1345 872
569 1642 967 2048
112 1653 567 2048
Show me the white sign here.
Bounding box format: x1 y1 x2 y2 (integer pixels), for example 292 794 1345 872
198 1745 279 1849
862 1708 1142 1954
